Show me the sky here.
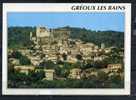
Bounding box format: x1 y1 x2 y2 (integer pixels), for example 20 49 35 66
8 12 124 32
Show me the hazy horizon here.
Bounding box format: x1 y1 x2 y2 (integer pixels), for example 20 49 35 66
8 12 124 32
8 25 124 33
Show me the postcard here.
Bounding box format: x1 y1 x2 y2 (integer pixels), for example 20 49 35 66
2 3 131 95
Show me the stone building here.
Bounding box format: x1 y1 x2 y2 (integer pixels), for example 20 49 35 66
107 64 122 72
14 65 35 75
30 56 42 66
82 68 98 78
44 69 55 80
68 68 81 79
36 26 50 38
9 58 20 65
101 43 105 49
30 26 70 46
30 26 51 45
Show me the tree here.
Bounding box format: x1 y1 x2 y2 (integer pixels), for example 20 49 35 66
11 51 22 59
10 51 31 65
20 55 31 65
39 60 56 69
29 70 45 81
62 53 67 61
97 71 108 83
76 54 82 61
8 27 36 49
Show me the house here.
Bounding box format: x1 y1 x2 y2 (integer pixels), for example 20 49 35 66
8 49 13 56
100 68 109 74
9 58 20 65
104 48 111 53
14 65 35 75
44 69 55 80
83 68 98 78
68 68 81 79
67 55 78 63
30 56 41 66
107 64 122 72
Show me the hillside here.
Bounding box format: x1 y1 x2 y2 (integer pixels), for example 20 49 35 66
8 27 36 49
61 26 124 48
8 26 124 49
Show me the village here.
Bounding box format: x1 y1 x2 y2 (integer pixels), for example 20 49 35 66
8 26 124 81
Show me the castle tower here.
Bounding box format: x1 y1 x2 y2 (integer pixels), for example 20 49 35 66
36 26 50 38
30 32 37 43
30 32 32 41
101 43 105 49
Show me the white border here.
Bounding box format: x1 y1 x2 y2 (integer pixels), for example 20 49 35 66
2 3 131 95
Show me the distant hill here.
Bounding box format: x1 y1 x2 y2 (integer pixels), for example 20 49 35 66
8 26 124 49
57 26 124 48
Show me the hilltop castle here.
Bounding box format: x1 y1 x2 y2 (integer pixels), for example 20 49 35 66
30 26 70 46
29 26 73 64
